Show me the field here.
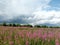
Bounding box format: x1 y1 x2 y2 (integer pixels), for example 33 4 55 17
0 26 60 45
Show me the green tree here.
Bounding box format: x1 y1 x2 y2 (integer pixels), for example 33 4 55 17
34 25 41 28
41 25 48 28
12 23 16 27
3 22 7 26
16 24 21 27
8 23 12 26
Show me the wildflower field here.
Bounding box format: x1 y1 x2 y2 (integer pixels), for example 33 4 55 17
0 26 60 45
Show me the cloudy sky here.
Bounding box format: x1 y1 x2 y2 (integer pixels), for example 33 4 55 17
0 0 60 26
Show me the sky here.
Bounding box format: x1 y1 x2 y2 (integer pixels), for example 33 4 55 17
0 0 60 26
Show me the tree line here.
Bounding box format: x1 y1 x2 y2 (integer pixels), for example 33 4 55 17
0 22 33 27
0 22 60 28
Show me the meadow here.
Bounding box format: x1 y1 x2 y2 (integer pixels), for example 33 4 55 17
0 26 60 45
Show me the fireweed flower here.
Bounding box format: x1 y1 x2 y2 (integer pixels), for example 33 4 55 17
37 31 42 38
48 31 54 39
33 32 37 38
42 33 47 40
26 40 29 45
55 39 60 45
9 41 14 45
28 32 33 39
57 32 60 39
18 32 24 38
26 31 31 38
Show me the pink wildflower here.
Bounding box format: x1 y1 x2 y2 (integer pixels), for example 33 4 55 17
42 33 47 40
55 39 60 45
26 40 29 45
33 32 37 38
9 41 14 45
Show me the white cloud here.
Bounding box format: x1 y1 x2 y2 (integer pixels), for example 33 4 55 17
0 0 51 20
32 10 60 25
0 0 51 14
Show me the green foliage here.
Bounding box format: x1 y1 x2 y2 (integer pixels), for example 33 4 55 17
16 24 21 27
12 23 17 27
49 26 53 28
0 22 60 28
8 23 13 26
41 25 48 28
34 25 48 28
20 24 33 27
34 25 41 28
49 26 60 28
2 22 7 26
25 24 33 27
